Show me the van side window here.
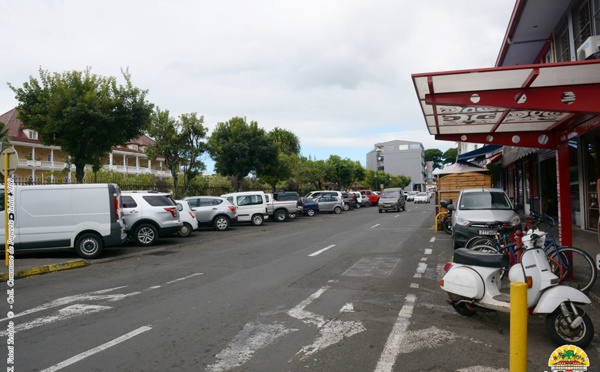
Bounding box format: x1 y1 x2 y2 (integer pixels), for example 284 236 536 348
237 195 263 206
122 196 137 209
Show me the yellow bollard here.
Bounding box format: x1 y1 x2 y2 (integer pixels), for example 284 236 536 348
510 282 528 372
435 212 447 231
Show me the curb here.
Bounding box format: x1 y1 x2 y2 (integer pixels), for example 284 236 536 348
0 260 87 282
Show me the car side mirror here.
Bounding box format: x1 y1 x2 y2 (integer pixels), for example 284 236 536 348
514 204 524 212
447 204 455 211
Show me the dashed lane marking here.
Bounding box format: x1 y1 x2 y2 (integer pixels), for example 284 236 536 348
308 245 336 257
374 294 416 372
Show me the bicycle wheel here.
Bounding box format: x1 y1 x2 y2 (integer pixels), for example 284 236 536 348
547 246 597 293
465 236 495 249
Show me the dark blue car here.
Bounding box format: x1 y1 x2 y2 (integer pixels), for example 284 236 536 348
300 197 319 216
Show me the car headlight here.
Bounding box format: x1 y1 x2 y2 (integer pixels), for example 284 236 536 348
510 215 520 226
455 215 470 226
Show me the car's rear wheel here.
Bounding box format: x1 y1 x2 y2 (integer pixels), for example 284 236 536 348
134 224 158 246
343 203 350 211
307 209 316 217
274 209 287 222
75 232 104 259
334 206 342 214
178 222 193 237
214 216 230 231
251 214 264 226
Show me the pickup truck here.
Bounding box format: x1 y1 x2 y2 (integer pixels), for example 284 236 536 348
360 190 380 205
265 192 300 222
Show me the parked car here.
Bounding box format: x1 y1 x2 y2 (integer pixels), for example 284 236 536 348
360 190 380 205
414 192 430 203
0 183 127 259
222 191 268 226
265 191 299 222
299 197 319 216
305 190 343 201
175 200 199 237
378 188 406 213
315 196 344 214
449 188 523 249
122 191 182 246
406 191 418 202
184 196 238 231
340 191 357 211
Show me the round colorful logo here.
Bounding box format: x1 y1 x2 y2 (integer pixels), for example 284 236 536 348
548 344 589 371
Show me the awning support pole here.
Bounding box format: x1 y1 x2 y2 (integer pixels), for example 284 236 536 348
556 142 572 246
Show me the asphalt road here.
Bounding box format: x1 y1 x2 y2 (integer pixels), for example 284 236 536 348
1 201 599 371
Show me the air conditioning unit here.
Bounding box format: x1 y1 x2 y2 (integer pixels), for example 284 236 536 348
576 35 600 60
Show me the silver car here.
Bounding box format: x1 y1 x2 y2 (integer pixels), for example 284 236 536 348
184 196 238 231
449 188 522 249
122 191 182 246
315 196 343 214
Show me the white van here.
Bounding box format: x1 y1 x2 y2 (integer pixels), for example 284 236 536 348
1 183 127 259
221 191 268 226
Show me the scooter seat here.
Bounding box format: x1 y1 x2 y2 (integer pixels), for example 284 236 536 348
454 248 509 268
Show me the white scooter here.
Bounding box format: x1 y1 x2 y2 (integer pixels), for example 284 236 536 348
440 227 594 347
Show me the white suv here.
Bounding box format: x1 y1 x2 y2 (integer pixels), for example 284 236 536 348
122 191 182 246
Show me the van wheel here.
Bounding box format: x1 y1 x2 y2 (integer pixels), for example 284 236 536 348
134 224 158 246
75 233 104 259
214 216 230 231
251 214 264 226
274 209 287 222
178 223 193 237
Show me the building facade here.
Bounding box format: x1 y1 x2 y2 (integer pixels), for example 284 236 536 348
0 108 171 182
366 140 426 191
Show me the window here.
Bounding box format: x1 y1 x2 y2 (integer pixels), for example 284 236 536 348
573 0 592 47
409 144 420 150
237 194 263 206
398 145 408 151
459 192 512 210
555 19 571 62
143 195 176 207
25 129 38 139
122 196 137 208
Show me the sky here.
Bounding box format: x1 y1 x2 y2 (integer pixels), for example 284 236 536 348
0 0 516 173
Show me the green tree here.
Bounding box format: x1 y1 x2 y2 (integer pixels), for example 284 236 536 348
9 67 153 183
268 127 300 156
325 155 357 190
424 148 443 169
301 157 327 191
259 128 301 192
208 117 278 191
390 175 411 189
146 108 207 199
443 147 458 165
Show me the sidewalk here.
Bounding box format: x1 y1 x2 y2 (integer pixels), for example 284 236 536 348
571 227 600 304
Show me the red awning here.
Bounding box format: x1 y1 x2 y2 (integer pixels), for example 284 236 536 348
411 60 600 149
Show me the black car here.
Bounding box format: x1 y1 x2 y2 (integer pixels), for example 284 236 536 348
341 191 357 211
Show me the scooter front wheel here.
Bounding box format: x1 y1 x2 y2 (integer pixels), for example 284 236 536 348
545 306 594 348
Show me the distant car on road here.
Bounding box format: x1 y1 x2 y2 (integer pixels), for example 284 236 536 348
406 191 418 202
378 188 406 213
414 192 430 203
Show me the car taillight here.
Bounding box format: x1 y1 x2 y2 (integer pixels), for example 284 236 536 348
228 206 236 212
113 197 119 219
188 211 195 219
164 207 177 218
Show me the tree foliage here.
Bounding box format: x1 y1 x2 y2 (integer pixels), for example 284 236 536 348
146 108 207 199
443 147 458 165
208 117 278 191
9 67 153 182
259 127 302 192
424 148 443 169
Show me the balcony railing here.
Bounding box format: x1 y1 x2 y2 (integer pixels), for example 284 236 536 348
17 159 170 177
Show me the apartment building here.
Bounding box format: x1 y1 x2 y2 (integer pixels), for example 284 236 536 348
366 140 426 191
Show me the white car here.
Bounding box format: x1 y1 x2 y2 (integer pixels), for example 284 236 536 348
176 200 199 237
414 192 430 203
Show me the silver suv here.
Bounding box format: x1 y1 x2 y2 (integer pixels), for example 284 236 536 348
183 196 238 231
121 191 182 246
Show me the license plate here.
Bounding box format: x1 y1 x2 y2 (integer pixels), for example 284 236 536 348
479 230 494 235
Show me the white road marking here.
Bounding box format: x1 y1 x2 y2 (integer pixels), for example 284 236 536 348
413 273 422 278
166 272 203 284
396 326 459 354
343 257 400 277
416 263 428 274
308 245 336 257
370 224 380 228
40 326 152 372
339 303 354 313
0 286 137 323
429 237 436 243
287 286 330 327
374 294 416 372
0 304 111 336
206 322 297 372
394 215 400 218
297 319 365 357
424 248 432 255
410 283 419 288
148 286 161 290
420 257 427 262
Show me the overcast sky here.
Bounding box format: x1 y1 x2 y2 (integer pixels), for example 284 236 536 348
0 0 515 172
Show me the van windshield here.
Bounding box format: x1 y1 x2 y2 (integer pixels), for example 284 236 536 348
382 191 399 198
459 191 512 210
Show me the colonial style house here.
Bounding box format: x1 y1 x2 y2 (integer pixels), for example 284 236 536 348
0 108 170 182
